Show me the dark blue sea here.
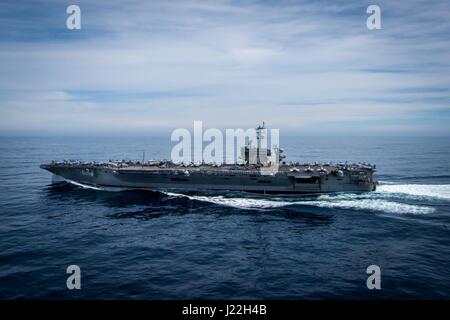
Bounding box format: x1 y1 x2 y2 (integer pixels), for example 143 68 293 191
1 136 449 299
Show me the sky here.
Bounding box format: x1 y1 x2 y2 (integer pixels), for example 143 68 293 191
0 0 449 136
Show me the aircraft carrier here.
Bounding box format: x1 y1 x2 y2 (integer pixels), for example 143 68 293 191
40 125 377 194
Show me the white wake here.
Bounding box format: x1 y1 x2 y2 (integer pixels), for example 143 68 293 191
377 184 450 201
67 181 448 215
67 180 104 191
164 183 450 214
297 199 434 215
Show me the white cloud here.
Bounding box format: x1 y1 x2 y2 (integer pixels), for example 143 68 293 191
0 0 449 135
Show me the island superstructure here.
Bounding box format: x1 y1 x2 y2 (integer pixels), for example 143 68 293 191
40 124 376 194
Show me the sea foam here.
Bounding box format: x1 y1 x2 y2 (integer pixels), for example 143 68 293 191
377 184 450 201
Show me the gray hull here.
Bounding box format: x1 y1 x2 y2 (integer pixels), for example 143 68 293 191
41 165 376 194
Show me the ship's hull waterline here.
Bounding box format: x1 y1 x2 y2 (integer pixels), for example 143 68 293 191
41 164 376 195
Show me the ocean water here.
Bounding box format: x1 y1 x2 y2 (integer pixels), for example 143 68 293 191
0 136 449 299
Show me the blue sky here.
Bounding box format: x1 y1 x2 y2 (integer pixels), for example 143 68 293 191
0 0 449 135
